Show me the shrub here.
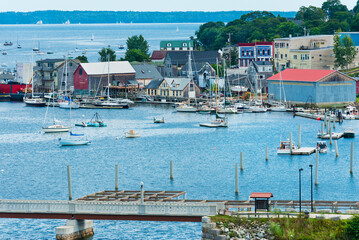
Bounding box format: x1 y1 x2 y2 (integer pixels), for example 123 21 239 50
345 215 359 239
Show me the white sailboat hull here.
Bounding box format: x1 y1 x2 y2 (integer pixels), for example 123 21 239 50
176 105 197 112
59 139 90 146
271 106 287 112
43 125 71 133
59 101 80 109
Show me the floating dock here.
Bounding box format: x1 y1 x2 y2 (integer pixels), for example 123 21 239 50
318 133 344 139
291 147 316 155
295 112 340 122
79 104 125 109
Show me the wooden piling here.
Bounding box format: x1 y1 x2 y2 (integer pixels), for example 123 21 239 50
315 151 319 185
170 160 174 180
240 152 244 171
298 125 301 149
335 140 339 157
115 165 119 191
290 132 293 154
333 117 336 129
321 123 324 138
140 182 144 204
235 163 239 194
329 124 332 145
67 165 72 201
350 142 354 174
265 146 268 161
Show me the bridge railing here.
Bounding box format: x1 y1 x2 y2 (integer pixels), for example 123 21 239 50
0 199 225 217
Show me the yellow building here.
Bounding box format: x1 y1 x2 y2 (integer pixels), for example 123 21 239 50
274 35 335 71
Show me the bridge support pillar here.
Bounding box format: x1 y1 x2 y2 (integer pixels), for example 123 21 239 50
55 219 94 240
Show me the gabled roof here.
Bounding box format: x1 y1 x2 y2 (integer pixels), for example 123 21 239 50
80 61 135 76
55 59 80 70
132 64 163 79
37 58 64 63
166 51 219 65
146 79 163 89
181 62 212 72
165 78 192 91
267 69 340 82
151 50 167 60
250 192 273 198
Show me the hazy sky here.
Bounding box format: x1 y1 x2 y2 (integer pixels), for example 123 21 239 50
1 0 357 12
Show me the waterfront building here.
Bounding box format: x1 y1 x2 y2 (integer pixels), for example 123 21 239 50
237 42 274 74
34 58 64 92
163 51 218 77
274 35 334 71
132 63 163 88
146 77 200 98
16 63 32 84
73 61 136 97
247 61 274 93
160 40 194 51
56 59 80 94
150 50 167 62
339 32 359 69
268 69 356 105
180 62 215 89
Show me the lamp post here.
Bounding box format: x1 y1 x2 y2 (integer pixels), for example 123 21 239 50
299 168 303 214
309 164 313 212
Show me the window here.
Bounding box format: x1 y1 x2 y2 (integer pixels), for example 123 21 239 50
285 54 287 59
293 55 297 60
69 62 73 67
242 50 244 56
167 43 171 47
267 49 270 55
183 43 187 47
280 54 283 59
262 50 265 55
79 68 83 75
258 49 260 55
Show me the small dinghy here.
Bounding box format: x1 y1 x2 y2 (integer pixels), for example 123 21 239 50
154 117 165 123
59 132 90 146
125 130 140 138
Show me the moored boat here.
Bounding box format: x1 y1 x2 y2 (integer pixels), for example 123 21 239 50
154 117 165 123
125 130 140 138
43 124 71 133
316 141 328 153
343 128 355 138
277 140 297 155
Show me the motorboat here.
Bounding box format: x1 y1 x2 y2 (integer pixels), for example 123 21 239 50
277 140 296 155
43 124 71 133
176 104 197 112
125 130 140 138
2 50 7 55
154 117 165 123
316 141 328 153
343 128 355 138
24 97 46 107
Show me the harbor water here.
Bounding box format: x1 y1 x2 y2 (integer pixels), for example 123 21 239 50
0 23 201 69
1 102 359 238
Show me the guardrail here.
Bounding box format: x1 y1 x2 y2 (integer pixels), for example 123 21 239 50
0 199 224 217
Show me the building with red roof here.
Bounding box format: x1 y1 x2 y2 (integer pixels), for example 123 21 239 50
150 51 167 62
268 69 356 105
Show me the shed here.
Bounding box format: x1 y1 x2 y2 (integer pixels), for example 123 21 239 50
267 69 356 105
250 192 273 213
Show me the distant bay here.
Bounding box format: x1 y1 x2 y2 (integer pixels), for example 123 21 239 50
0 11 297 24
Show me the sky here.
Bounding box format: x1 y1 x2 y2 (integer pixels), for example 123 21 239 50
1 0 357 12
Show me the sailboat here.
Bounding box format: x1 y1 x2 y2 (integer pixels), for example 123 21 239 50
93 58 124 108
248 71 267 113
200 59 228 128
59 57 80 109
176 49 197 113
24 52 46 107
270 70 287 112
91 34 94 41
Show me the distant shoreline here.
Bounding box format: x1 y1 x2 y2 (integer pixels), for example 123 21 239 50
0 10 297 24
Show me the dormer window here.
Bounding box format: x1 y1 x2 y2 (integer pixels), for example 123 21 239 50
183 43 187 47
167 43 171 47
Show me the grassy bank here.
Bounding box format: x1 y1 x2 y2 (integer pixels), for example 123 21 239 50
211 215 359 240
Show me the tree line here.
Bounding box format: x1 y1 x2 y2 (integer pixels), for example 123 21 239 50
196 0 359 50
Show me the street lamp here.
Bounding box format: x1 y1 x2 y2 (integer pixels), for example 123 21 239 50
309 164 313 212
299 168 303 214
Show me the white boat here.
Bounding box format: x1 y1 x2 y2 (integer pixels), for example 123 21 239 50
176 104 197 112
43 124 71 133
59 133 90 146
200 118 228 128
249 105 267 113
91 34 94 41
2 50 7 55
217 107 238 114
65 20 70 24
316 141 327 153
154 117 165 123
270 105 287 112
125 130 140 138
277 140 297 155
36 51 45 55
234 102 249 110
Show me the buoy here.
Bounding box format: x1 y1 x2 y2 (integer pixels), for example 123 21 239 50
115 137 119 140
7 154 10 157
1 169 4 172
317 117 320 121
214 147 216 150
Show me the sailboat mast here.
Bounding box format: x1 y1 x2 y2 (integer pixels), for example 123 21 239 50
107 54 110 99
31 51 34 98
65 56 68 96
216 58 218 115
187 50 192 99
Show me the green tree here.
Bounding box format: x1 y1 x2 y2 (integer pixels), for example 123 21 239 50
125 49 150 62
126 35 149 54
322 0 348 19
295 6 325 22
124 35 150 62
75 55 88 63
98 48 116 62
351 13 359 31
354 0 359 14
333 34 357 70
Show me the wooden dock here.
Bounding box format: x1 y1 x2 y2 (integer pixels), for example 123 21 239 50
291 147 316 155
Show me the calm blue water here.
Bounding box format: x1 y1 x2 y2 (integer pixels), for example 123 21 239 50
0 102 359 239
0 23 201 69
